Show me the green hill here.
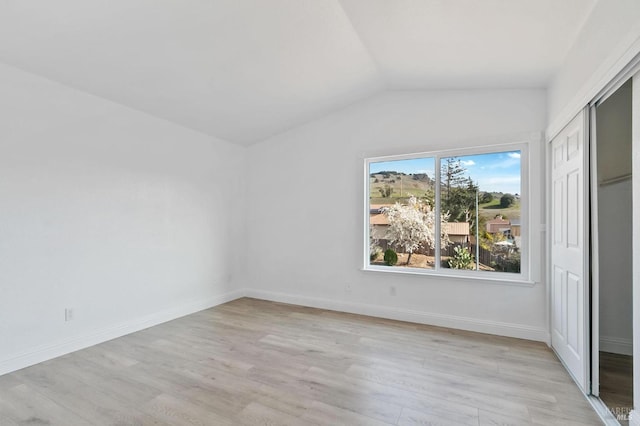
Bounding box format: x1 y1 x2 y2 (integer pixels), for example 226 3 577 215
370 174 520 221
369 172 434 204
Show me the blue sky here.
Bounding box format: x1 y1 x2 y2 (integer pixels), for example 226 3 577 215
370 151 521 194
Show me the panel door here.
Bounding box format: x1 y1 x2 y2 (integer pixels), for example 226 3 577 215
550 109 589 392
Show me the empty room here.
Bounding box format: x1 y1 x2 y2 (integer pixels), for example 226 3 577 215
1 1 640 425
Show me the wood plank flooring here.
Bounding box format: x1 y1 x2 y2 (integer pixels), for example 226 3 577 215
0 298 603 425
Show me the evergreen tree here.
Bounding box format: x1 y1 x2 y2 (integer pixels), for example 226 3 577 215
441 157 468 214
441 159 478 224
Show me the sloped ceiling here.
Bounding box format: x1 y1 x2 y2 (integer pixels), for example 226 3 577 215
0 0 596 145
339 0 597 89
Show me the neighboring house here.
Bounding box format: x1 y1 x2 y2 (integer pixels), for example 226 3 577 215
510 219 521 237
486 216 522 247
486 216 511 236
369 204 393 242
370 204 470 245
442 222 470 244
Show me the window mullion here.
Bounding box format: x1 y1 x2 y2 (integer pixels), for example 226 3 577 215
434 156 441 271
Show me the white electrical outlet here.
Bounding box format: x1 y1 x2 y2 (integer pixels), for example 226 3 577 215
65 308 74 322
390 286 396 296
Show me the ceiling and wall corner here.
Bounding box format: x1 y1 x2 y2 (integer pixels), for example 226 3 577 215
0 1 384 145
337 0 596 90
0 0 597 146
547 0 640 139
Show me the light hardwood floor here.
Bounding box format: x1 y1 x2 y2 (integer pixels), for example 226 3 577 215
0 298 602 425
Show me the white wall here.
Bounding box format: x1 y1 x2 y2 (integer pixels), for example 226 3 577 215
548 0 640 138
244 89 549 341
598 180 633 354
0 63 245 374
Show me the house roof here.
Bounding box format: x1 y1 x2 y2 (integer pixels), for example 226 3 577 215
370 215 470 237
369 214 389 226
487 218 510 225
443 222 470 236
486 218 511 233
0 1 596 145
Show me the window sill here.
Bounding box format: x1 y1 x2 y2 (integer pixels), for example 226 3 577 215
361 265 537 287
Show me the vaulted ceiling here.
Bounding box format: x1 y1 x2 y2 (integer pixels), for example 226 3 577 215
0 0 596 145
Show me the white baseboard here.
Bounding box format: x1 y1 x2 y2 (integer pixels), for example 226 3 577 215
600 335 633 356
0 287 552 377
0 289 245 377
244 288 550 343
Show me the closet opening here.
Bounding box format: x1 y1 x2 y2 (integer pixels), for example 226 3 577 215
592 78 633 425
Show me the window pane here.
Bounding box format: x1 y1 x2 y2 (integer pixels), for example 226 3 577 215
369 157 438 269
439 151 521 273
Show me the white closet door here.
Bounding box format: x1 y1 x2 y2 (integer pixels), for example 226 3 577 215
550 109 590 392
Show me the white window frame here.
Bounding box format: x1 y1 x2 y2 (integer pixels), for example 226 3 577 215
363 141 531 284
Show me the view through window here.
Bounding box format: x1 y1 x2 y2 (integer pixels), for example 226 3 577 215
368 148 523 275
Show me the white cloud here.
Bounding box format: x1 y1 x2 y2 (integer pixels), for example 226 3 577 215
508 152 521 159
482 176 521 185
486 157 519 169
461 160 476 166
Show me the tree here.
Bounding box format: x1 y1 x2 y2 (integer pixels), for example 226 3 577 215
472 214 487 239
383 196 450 265
480 229 506 250
424 187 435 209
378 185 393 198
445 177 478 224
369 225 382 261
441 157 467 211
500 193 515 208
440 160 480 228
480 192 493 204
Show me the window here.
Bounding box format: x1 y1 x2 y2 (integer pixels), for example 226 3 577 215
366 144 527 281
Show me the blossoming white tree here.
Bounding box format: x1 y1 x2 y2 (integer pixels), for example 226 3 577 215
383 196 450 265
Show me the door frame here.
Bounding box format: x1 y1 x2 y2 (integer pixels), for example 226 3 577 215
632 69 640 426
587 63 640 398
588 103 600 397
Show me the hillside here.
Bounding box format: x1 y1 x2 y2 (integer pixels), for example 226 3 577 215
370 172 520 221
478 197 521 222
369 172 433 205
